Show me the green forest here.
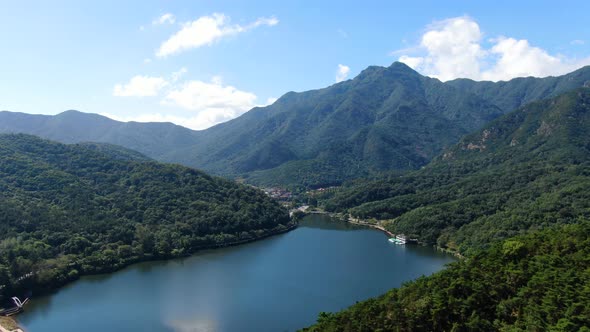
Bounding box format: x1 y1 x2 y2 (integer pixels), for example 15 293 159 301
0 134 291 302
300 89 590 330
303 222 590 331
319 89 590 255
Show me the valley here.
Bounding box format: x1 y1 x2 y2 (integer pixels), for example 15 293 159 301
2 5 590 330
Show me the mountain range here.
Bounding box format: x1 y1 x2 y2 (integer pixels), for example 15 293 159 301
301 87 590 332
2 63 590 187
2 62 590 330
322 88 590 254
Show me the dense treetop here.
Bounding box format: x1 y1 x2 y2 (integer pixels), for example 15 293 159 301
0 134 290 301
303 222 590 331
321 88 590 254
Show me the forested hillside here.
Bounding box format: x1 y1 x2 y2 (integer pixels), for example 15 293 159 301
0 134 291 301
164 64 590 186
303 222 590 331
322 89 590 254
2 65 589 187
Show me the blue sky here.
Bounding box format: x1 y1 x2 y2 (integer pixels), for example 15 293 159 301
1 0 589 130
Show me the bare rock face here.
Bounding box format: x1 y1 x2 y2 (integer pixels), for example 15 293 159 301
537 121 554 137
442 151 454 160
465 142 485 151
482 129 492 141
463 128 495 151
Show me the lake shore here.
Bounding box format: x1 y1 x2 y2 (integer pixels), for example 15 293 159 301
17 214 456 331
304 208 464 259
304 209 395 237
6 221 299 327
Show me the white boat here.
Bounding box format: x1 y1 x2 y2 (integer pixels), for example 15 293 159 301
388 234 407 245
395 234 407 244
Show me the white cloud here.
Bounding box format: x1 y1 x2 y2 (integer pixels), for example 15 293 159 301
211 75 223 85
397 16 590 81
110 71 265 129
156 13 278 57
104 77 258 129
265 97 278 105
152 77 258 129
153 13 176 25
171 67 188 82
336 64 350 82
398 55 423 69
481 37 564 81
113 75 168 97
143 58 152 64
571 39 585 46
163 78 256 111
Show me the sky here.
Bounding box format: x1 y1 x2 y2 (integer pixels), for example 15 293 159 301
1 0 590 130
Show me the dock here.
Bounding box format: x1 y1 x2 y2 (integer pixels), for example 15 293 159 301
0 297 28 317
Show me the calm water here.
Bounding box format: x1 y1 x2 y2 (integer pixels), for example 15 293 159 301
18 215 455 331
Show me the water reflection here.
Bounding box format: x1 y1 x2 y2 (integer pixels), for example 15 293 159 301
19 214 455 332
298 213 365 231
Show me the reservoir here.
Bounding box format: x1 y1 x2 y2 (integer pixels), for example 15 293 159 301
17 214 455 331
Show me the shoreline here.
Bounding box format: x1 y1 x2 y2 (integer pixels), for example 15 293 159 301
4 221 298 328
306 209 464 259
345 219 395 237
306 209 395 237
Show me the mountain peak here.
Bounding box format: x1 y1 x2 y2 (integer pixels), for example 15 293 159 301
355 65 386 78
388 61 416 72
353 62 420 83
59 109 83 115
57 110 105 119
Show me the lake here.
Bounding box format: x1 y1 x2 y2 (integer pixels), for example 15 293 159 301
17 214 455 331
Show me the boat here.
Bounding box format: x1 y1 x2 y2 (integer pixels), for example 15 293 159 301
388 234 407 245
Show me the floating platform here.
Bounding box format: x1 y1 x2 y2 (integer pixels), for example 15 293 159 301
0 297 29 317
388 237 406 245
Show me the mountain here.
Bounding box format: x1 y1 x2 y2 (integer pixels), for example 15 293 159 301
168 62 504 186
0 110 200 160
303 222 590 331
2 64 590 187
0 134 291 299
168 63 590 186
321 88 590 254
447 68 590 113
301 88 590 332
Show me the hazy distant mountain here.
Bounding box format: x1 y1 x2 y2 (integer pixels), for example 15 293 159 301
447 67 590 112
0 110 200 160
1 63 590 187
